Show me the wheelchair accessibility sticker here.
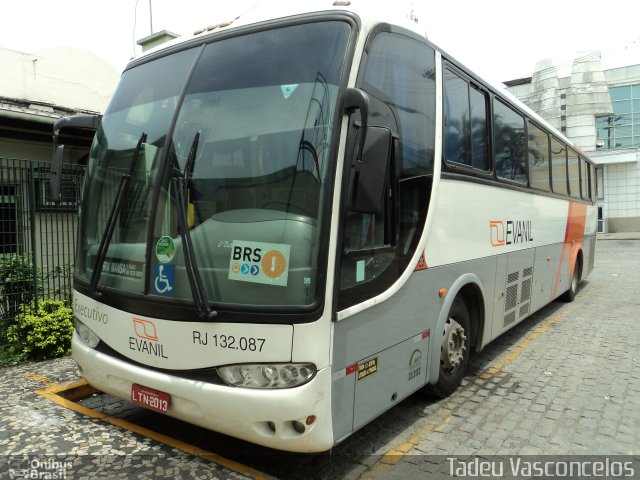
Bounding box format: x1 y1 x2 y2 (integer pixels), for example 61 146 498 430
153 264 175 295
228 240 290 287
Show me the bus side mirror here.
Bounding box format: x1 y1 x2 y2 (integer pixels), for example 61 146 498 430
343 88 369 163
50 145 65 205
52 114 101 140
351 126 392 213
50 114 101 205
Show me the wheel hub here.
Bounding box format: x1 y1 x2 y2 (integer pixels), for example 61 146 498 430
440 317 467 371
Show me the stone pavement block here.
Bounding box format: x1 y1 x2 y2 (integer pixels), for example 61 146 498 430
544 409 562 420
529 403 546 413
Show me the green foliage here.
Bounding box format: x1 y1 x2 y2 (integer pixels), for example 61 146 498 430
7 299 74 361
0 347 27 368
0 255 39 321
41 264 75 308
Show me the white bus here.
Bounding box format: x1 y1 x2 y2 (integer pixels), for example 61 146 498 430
52 1 597 452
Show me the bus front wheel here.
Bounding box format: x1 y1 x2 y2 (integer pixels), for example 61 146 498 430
426 297 471 398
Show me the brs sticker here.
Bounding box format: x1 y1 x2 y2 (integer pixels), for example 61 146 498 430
228 240 290 287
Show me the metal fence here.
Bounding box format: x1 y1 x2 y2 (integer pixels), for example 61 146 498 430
0 157 84 346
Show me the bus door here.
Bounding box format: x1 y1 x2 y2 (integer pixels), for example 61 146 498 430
332 28 437 438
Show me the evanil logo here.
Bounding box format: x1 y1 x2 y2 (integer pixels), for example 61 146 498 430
129 318 167 359
133 318 158 341
490 220 533 247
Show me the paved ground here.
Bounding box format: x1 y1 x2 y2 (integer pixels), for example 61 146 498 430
1 236 639 479
360 236 640 479
0 358 253 479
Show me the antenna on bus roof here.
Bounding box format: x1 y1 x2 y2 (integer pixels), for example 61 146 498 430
408 2 418 23
194 1 263 36
149 0 154 34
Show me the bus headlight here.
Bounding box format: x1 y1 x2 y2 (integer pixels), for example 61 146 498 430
217 363 316 389
75 319 100 348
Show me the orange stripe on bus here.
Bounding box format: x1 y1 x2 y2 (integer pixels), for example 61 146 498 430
552 202 587 298
565 202 587 244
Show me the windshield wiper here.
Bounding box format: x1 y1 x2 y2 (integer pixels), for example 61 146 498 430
172 132 217 320
90 132 147 295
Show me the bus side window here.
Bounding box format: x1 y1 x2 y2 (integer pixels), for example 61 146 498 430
494 99 527 184
580 157 590 200
567 148 581 199
343 211 389 251
443 68 490 171
444 69 470 165
470 86 490 171
527 121 550 191
550 136 568 195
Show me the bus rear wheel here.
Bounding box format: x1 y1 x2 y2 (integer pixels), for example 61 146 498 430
561 255 582 303
426 297 471 398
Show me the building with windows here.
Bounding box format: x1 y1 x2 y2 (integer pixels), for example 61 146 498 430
505 54 640 233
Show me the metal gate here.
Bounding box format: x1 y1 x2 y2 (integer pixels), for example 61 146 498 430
0 157 84 346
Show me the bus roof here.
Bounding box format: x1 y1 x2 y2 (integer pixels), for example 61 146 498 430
133 0 425 64
130 0 590 161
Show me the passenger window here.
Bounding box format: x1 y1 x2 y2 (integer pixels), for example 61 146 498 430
550 136 567 195
494 99 526 183
567 148 580 199
527 121 550 191
470 87 490 170
596 165 603 199
444 70 470 165
444 69 489 171
581 158 590 200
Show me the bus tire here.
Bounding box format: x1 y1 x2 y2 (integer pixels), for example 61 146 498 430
561 256 581 303
426 297 471 398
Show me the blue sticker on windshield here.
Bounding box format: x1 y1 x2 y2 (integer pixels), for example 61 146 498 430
153 264 174 296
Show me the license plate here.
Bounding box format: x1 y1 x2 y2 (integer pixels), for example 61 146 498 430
131 383 170 413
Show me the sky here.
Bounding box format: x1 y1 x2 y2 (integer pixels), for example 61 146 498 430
1 0 639 86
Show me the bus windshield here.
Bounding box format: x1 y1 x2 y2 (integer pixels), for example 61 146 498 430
76 21 351 309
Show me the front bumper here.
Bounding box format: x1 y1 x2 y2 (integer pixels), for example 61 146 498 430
73 333 334 452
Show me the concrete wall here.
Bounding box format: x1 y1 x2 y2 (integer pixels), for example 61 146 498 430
0 47 118 112
565 53 613 152
526 59 562 131
604 158 640 231
0 137 52 161
605 65 640 85
0 137 88 164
